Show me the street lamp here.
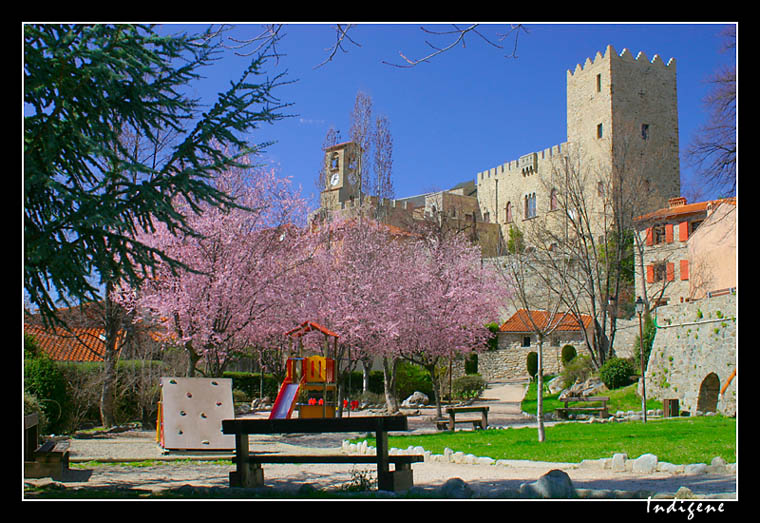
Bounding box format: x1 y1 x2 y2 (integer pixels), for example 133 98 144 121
635 296 647 423
607 296 616 361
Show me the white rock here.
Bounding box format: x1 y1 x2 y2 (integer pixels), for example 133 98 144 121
611 453 627 472
632 453 658 474
684 463 708 475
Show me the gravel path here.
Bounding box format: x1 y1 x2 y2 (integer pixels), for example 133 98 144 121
24 381 738 499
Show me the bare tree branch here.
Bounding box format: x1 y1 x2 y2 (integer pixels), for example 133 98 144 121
382 24 527 68
314 24 362 69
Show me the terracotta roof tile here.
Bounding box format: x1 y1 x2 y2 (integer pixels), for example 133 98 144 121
499 309 592 333
24 324 124 362
634 197 736 224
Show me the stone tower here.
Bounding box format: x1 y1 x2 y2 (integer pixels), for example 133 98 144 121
476 45 681 247
320 141 361 212
566 45 680 209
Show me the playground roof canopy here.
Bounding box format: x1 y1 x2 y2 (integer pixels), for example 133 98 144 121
284 321 339 339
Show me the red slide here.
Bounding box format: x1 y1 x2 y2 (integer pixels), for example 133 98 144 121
269 377 304 419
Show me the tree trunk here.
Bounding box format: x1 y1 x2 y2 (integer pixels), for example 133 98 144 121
99 281 120 428
382 356 399 413
536 340 546 442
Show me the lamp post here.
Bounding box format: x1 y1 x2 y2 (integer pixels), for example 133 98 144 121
635 296 647 423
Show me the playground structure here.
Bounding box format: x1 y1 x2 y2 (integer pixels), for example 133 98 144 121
269 321 339 420
156 377 236 451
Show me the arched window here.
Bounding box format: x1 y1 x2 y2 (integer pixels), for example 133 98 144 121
505 202 512 223
550 189 558 211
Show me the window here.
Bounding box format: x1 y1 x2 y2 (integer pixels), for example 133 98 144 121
483 211 490 223
653 261 667 282
522 336 531 347
641 124 650 140
597 182 605 197
524 193 536 219
550 189 558 211
652 225 666 245
330 153 339 170
597 123 604 139
505 202 513 223
596 74 601 92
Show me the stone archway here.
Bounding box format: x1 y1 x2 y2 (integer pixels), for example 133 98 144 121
697 373 721 413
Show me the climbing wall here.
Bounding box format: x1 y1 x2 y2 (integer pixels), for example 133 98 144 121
159 377 235 451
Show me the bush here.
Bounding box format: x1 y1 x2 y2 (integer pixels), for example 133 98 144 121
560 354 595 389
561 344 577 366
24 354 70 434
526 351 538 379
396 361 434 400
223 372 280 400
464 351 478 374
599 357 635 390
452 374 486 400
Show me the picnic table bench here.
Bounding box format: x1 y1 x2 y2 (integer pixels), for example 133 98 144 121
221 416 423 492
436 405 489 431
555 396 610 419
24 413 70 480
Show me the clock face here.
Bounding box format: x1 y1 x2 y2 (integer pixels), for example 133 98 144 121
330 173 340 187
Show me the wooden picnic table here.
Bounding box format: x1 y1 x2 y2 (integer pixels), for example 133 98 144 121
436 405 489 431
555 395 610 419
221 416 423 492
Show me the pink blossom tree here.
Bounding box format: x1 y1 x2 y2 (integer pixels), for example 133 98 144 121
392 232 510 418
119 160 313 377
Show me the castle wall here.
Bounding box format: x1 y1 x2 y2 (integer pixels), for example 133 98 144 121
644 293 737 417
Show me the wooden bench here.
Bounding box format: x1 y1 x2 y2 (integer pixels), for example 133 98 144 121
222 416 423 492
436 406 489 431
555 396 610 419
24 413 70 480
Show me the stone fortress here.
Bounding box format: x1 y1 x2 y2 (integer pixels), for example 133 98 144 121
312 45 736 417
316 44 681 257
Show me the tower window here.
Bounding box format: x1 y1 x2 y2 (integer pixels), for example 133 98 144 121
597 123 604 139
641 124 650 140
596 74 601 92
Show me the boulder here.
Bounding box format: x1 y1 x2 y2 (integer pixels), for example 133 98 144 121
401 391 429 407
611 453 627 472
520 469 577 499
439 477 474 499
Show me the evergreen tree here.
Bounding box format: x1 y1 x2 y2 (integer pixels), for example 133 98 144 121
24 24 289 326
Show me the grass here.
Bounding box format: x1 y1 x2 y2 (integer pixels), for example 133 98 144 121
521 379 663 415
358 415 735 465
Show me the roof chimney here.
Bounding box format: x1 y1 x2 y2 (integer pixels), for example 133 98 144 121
668 197 687 208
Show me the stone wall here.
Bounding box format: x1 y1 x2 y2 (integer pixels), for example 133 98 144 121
453 331 592 381
644 292 737 416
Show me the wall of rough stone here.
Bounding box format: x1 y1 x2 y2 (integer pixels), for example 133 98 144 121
644 292 737 416
453 331 592 382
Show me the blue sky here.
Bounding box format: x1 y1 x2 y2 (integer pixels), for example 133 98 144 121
160 22 736 210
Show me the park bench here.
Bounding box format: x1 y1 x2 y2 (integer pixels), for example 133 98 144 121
221 416 424 492
555 396 610 419
436 405 489 431
24 413 70 480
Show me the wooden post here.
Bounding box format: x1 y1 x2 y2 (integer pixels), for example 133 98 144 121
375 418 391 491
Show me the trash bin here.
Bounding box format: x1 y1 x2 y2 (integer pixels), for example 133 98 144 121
663 398 679 417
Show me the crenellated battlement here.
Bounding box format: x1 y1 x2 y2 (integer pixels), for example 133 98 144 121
477 142 567 182
567 44 676 78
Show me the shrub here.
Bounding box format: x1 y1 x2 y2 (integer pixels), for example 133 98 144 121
561 344 577 366
396 361 433 400
24 354 70 434
464 351 478 375
452 374 486 400
599 357 635 390
526 351 538 379
560 354 595 389
223 372 279 400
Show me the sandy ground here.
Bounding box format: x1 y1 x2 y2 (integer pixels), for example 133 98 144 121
24 381 738 498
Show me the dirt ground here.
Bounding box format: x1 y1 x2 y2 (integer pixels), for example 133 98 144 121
23 381 738 499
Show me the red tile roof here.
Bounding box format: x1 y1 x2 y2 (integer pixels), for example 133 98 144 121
499 309 593 333
634 197 736 224
24 324 125 362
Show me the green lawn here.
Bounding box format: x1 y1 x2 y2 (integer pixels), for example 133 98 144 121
521 380 663 415
361 416 735 465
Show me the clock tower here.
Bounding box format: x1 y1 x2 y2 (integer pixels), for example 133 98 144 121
320 141 360 211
